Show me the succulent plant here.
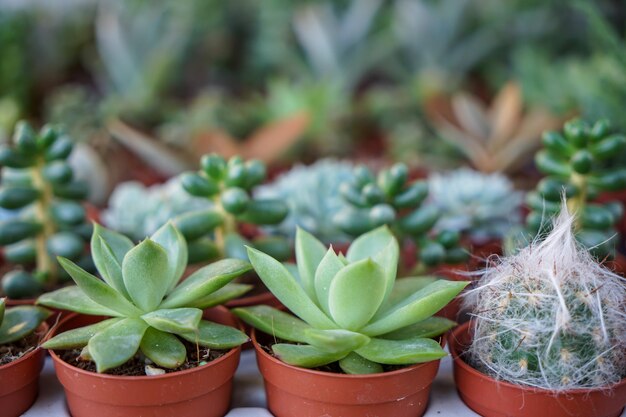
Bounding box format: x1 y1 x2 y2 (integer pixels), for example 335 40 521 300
334 163 468 269
428 168 523 244
0 298 50 348
0 121 93 299
466 206 626 390
255 159 354 244
526 118 626 258
102 178 208 242
177 154 289 263
234 227 467 374
38 222 251 373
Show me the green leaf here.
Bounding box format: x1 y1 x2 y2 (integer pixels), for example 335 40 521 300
92 223 133 264
91 236 131 300
272 343 346 368
151 222 188 293
188 283 252 309
122 239 170 311
173 209 223 241
356 337 446 364
37 286 120 316
140 327 186 369
247 247 336 329
328 259 386 331
339 352 383 374
88 318 149 373
0 306 50 344
160 259 251 309
141 308 202 333
378 276 438 314
43 318 122 349
303 328 370 354
233 306 310 343
224 233 252 260
58 257 143 317
295 227 327 300
314 249 345 315
178 319 248 349
0 299 4 323
362 280 468 336
382 317 456 340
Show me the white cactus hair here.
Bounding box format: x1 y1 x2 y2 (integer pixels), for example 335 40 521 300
464 203 626 390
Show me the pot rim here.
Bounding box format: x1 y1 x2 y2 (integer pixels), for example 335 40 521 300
448 321 626 395
251 326 441 380
0 321 49 371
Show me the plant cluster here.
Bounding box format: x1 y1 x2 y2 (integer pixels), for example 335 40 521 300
0 121 92 299
0 298 50 349
39 222 250 373
234 227 467 374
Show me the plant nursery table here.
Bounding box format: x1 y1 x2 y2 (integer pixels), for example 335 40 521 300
23 348 626 417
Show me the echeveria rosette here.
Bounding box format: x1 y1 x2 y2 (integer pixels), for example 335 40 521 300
334 163 468 269
176 153 290 264
38 222 251 373
233 227 468 374
528 118 626 258
0 298 50 346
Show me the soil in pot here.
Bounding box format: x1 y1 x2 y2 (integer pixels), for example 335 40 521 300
449 322 626 417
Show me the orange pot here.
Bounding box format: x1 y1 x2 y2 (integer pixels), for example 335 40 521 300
48 307 242 417
449 322 626 417
0 322 49 417
251 328 442 417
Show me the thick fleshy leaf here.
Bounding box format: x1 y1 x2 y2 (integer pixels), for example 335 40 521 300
43 318 122 349
92 223 133 262
160 259 251 309
314 248 344 314
188 283 252 309
361 280 468 336
303 328 370 354
122 239 170 311
58 257 143 317
151 222 188 293
178 320 248 349
141 308 202 333
91 225 132 299
356 337 446 364
272 343 346 368
140 327 186 369
233 306 310 343
0 306 50 344
295 227 327 299
378 276 438 314
339 352 383 374
382 317 456 340
247 247 336 329
37 286 120 316
328 259 386 331
87 318 148 372
0 299 4 323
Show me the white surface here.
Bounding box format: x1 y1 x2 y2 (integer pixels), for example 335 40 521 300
22 350 626 417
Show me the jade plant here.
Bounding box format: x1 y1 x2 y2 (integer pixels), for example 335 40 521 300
0 121 93 299
0 298 50 356
38 222 251 373
334 163 468 270
526 118 626 258
234 227 468 374
177 153 289 263
466 206 626 390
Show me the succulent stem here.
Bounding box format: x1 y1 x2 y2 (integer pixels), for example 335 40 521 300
568 172 587 231
31 157 57 284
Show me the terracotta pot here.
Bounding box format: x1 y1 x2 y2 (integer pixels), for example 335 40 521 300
48 306 242 417
251 328 442 417
449 322 626 417
0 322 49 417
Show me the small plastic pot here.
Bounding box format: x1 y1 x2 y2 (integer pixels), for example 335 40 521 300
0 322 49 417
251 328 442 417
48 306 242 417
449 322 626 417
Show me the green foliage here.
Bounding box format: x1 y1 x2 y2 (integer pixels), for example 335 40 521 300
39 222 250 373
0 298 50 346
526 118 626 258
0 121 92 299
335 163 468 268
234 226 467 374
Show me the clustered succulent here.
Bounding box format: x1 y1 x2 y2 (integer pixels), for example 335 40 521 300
177 154 289 263
527 118 626 258
0 298 50 350
334 163 468 268
0 121 93 299
466 207 626 390
39 222 250 373
234 227 467 374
